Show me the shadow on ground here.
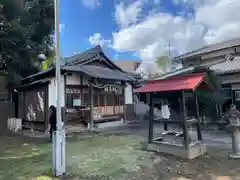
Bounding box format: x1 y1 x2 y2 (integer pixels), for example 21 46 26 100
0 130 239 180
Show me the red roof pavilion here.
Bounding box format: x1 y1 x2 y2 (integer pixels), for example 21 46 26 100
134 73 207 93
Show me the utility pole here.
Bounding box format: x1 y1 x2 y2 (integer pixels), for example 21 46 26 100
53 0 66 176
167 43 172 72
168 43 171 57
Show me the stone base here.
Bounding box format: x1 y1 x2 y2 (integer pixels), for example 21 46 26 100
87 119 124 130
228 153 240 159
94 119 124 129
142 141 207 159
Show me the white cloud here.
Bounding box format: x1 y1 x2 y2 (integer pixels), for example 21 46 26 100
88 33 111 47
115 0 144 28
60 24 65 33
81 0 100 9
110 0 240 73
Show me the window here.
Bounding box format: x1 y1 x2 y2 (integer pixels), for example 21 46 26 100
94 93 99 106
119 96 124 105
66 87 81 108
106 93 114 106
82 88 89 106
235 91 240 101
221 87 232 99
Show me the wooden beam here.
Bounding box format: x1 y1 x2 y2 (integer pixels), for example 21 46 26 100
89 81 94 131
182 90 190 149
195 94 202 142
148 92 154 143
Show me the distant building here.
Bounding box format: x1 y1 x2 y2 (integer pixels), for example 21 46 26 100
164 38 240 113
113 60 141 73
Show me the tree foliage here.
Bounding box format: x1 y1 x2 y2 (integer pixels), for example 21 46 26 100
156 55 170 73
0 0 54 87
194 67 223 121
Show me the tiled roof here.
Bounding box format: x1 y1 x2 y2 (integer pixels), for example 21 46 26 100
64 46 101 65
210 56 240 75
64 45 124 72
22 45 137 82
174 38 240 61
62 65 134 81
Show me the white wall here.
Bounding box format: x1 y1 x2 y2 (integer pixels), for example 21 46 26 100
48 73 133 107
66 73 89 85
66 73 81 85
48 76 65 107
125 83 133 104
48 73 90 108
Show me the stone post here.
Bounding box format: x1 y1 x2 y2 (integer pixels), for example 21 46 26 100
228 104 240 159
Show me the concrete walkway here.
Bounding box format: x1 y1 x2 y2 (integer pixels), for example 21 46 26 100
100 121 232 149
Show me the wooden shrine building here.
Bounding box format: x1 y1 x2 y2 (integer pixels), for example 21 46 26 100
135 73 214 159
16 46 136 131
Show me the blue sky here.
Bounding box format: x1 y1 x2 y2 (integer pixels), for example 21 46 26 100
60 0 192 59
59 0 240 72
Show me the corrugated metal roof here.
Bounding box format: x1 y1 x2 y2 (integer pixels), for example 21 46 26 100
134 73 205 93
210 56 240 75
174 38 240 61
153 66 195 80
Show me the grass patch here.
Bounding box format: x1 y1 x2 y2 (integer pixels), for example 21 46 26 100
0 133 152 180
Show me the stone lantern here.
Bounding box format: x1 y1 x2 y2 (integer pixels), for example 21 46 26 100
228 104 240 159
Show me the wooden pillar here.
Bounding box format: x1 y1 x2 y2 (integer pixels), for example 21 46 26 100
231 89 235 105
182 90 189 149
80 76 83 106
148 92 154 143
123 82 126 123
195 94 202 142
89 82 94 131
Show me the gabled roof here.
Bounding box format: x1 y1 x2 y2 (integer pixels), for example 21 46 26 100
62 65 135 81
174 38 240 61
134 73 207 93
64 45 124 72
21 46 137 83
210 56 240 75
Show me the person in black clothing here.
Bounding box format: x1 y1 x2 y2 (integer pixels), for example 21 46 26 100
49 105 57 139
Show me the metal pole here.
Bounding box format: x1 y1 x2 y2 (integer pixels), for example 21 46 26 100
53 0 66 176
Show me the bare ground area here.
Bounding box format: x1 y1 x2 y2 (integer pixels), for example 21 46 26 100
0 125 239 180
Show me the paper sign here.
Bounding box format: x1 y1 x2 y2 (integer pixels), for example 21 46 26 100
73 99 81 106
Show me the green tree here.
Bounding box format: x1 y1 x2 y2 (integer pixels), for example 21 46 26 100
193 67 223 122
0 0 54 87
156 55 170 73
